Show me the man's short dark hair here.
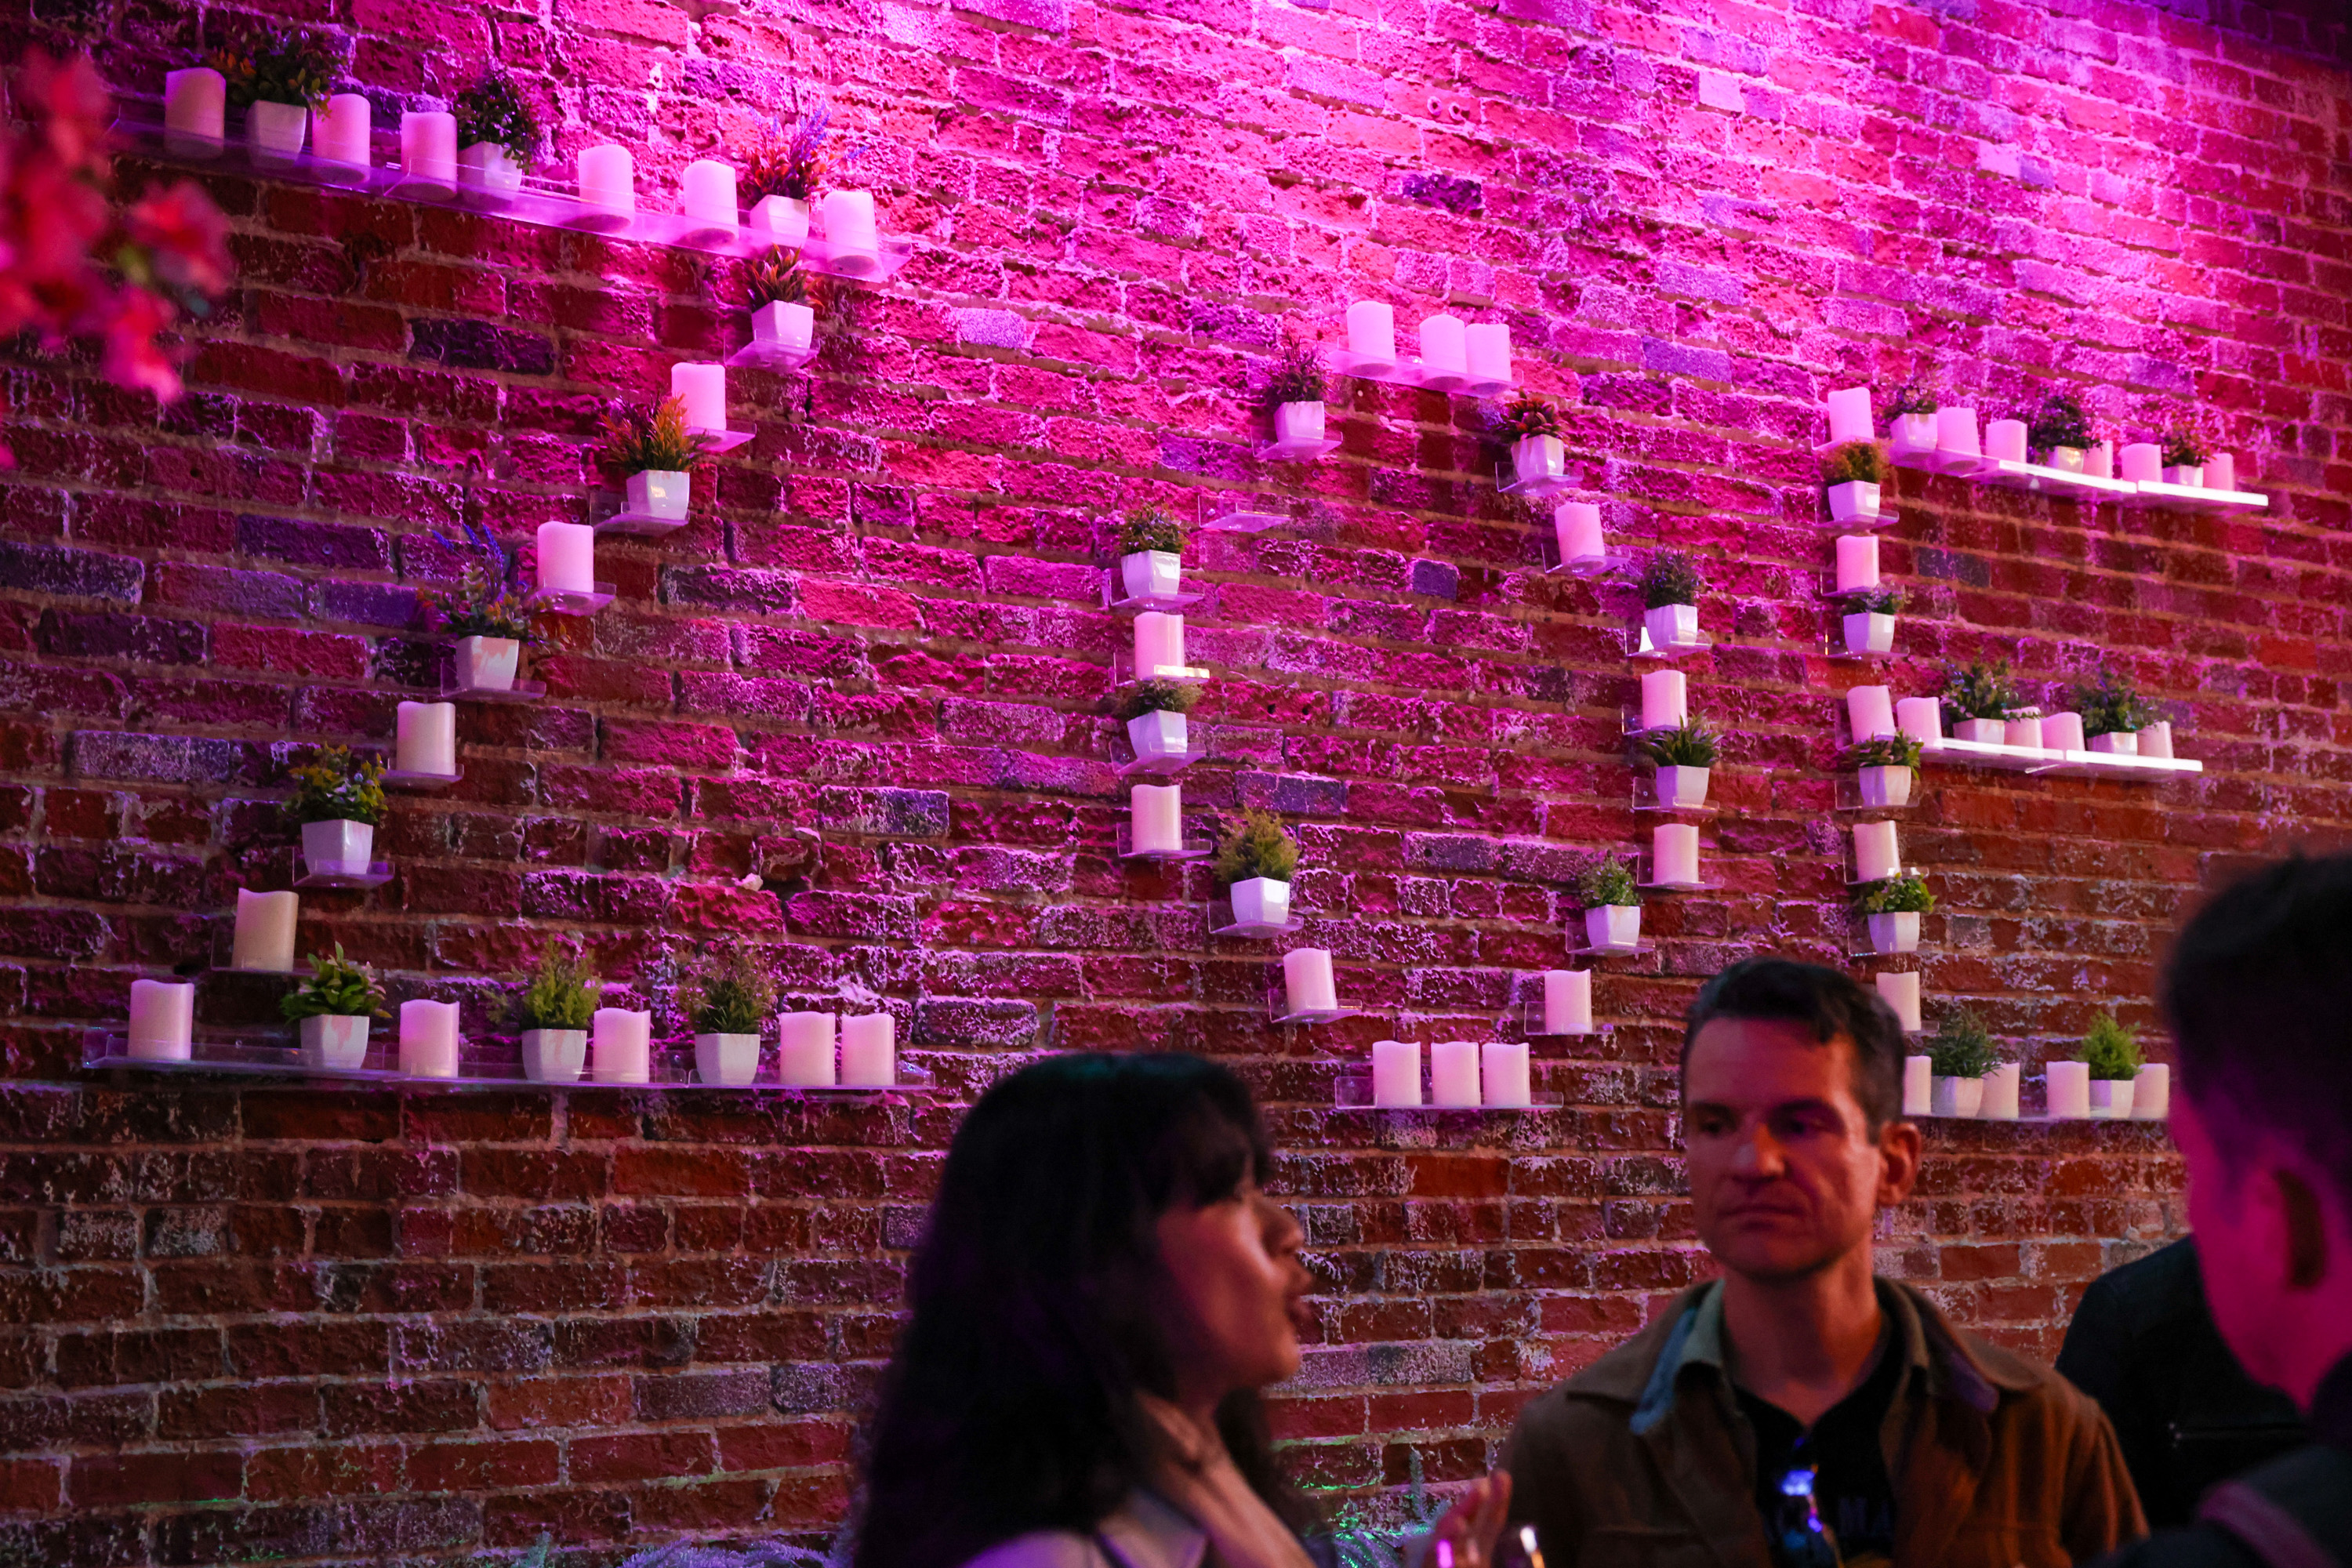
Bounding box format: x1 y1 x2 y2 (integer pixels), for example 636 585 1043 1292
1682 956 1906 1131
2163 853 2352 1203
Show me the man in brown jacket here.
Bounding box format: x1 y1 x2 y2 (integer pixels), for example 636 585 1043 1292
1503 957 2144 1568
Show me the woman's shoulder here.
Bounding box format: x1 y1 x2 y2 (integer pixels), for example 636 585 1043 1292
954 1493 1207 1568
957 1530 1112 1568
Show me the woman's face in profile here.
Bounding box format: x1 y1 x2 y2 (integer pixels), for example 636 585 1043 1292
1154 1178 1313 1397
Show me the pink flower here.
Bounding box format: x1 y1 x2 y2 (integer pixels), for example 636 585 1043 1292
126 180 232 296
98 285 180 401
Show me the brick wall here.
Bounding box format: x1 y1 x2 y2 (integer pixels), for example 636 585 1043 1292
2 0 2350 1561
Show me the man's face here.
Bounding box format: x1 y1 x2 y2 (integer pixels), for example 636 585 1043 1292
1684 1017 1918 1283
2175 1094 2281 1386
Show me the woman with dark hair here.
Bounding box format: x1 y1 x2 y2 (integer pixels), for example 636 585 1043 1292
854 1052 1506 1568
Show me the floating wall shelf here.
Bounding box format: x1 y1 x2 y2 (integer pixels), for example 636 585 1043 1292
725 340 819 373
1258 434 1341 462
1102 573 1201 615
439 677 545 702
383 768 459 789
1330 1074 1559 1112
294 858 392 890
1628 626 1715 661
1886 441 2268 515
1924 738 2203 779
539 584 615 617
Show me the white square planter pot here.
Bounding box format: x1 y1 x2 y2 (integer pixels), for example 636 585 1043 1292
459 142 524 205
1274 401 1326 445
1227 877 1290 928
1857 765 1912 809
750 195 811 245
1827 481 1880 522
695 1032 761 1087
751 301 815 354
247 100 309 159
1513 435 1566 484
2136 721 2172 759
299 1014 371 1070
1585 904 1641 950
455 635 519 692
2042 446 2085 474
302 818 375 871
2088 1078 2136 1119
1653 766 1709 809
1892 412 1937 452
1843 612 1895 655
1867 911 1920 955
521 1028 587 1083
2087 731 2139 756
1929 1075 1984 1119
1121 550 1182 601
1955 718 2005 743
1126 709 1187 760
626 469 690 522
1643 604 1700 648
2162 464 2205 488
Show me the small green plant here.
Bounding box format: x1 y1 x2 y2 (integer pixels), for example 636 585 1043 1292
2074 666 2158 738
1116 506 1184 557
520 948 600 1032
1266 324 1325 407
1114 680 1200 721
1847 734 1924 771
1212 809 1299 887
453 71 543 162
1927 1007 1998 1080
280 944 389 1022
1642 552 1702 610
1825 441 1884 485
2082 1012 2144 1081
1887 383 1937 417
600 394 714 477
1940 659 2020 722
2027 391 2092 454
422 520 544 644
1577 853 1640 909
290 746 387 826
741 93 851 203
745 246 807 308
1844 584 1904 614
1494 390 1566 442
209 27 337 110
1639 720 1718 770
1854 874 1934 917
2161 424 2210 468
682 950 775 1036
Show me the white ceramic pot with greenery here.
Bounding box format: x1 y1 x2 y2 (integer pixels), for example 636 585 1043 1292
1824 441 1883 521
1848 736 1919 808
246 101 310 158
2027 393 2093 475
454 636 519 691
1214 811 1297 929
1578 855 1642 950
459 143 524 203
751 195 811 245
2161 463 2204 488
1859 767 1911 808
1867 911 1919 954
604 394 708 524
1121 680 1196 763
228 30 333 162
746 247 815 354
292 746 386 871
1641 552 1703 648
1266 327 1327 448
2082 1012 2142 1119
1857 873 1931 956
281 945 386 1070
1929 1075 1984 1118
686 951 774 1087
1842 612 1893 655
1274 402 1326 445
1887 388 1937 454
743 106 829 245
454 71 539 208
424 520 542 691
1116 505 1184 600
1497 392 1566 485
519 948 597 1084
2088 1077 2136 1118
1640 720 1716 809
2076 666 2156 760
1926 1007 1996 1120
1943 659 2019 746
626 471 689 521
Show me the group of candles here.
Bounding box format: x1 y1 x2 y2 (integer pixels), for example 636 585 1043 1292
1370 1039 1531 1109
1893 1054 2169 1120
1846 683 2149 757
1341 303 1513 385
1828 387 2241 492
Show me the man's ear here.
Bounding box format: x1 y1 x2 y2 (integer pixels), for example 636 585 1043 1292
1877 1119 1923 1207
2278 1167 2331 1291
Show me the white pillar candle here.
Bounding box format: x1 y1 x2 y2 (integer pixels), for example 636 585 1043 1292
1876 971 1921 1033
1541 969 1590 1035
1896 697 1943 744
1481 1042 1530 1109
1345 301 1396 365
1429 1040 1480 1107
777 1011 837 1087
1936 406 1980 457
1418 314 1468 375
164 67 227 139
1133 611 1185 676
2119 442 2161 483
230 889 299 973
1846 684 1896 742
2132 1063 2170 1120
1980 1062 2021 1121
2086 441 2115 478
396 700 457 775
2042 711 2085 752
2004 714 2042 750
1985 418 2027 463
1653 823 1700 886
840 1012 895 1088
127 978 194 1061
399 999 462 1078
1283 948 1338 1015
1131 783 1182 855
536 521 597 595
1640 670 1686 731
1901 1054 1931 1116
2138 721 2173 760
671 361 728 431
400 111 458 191
2046 1059 2091 1119
681 158 739 233
316 93 372 167
1834 535 1879 593
1853 820 1901 883
1825 387 1873 445
1370 1040 1421 1107
590 1007 652 1083
820 188 879 260
2206 452 2235 492
579 144 634 219
1554 502 1603 563
1465 322 1512 383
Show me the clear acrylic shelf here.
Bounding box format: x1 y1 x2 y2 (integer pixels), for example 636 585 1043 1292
1628 626 1714 661
1116 746 1207 778
1884 441 2267 516
1267 999 1361 1027
2125 480 2269 514
1517 999 1611 1038
383 768 459 789
590 492 689 537
688 425 754 454
1547 553 1635 579
1257 435 1341 462
1817 504 1900 531
539 583 615 617
1970 457 2139 502
1329 348 1512 397
439 677 546 702
1112 652 1210 686
1632 775 1716 815
1922 738 2202 779
1568 937 1655 959
295 858 393 890
1197 492 1301 533
1496 457 1578 499
725 339 819 372
1115 822 1211 862
1330 1073 1560 1112
1208 899 1298 939
1102 571 1202 615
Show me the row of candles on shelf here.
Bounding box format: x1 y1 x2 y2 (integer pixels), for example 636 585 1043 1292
1340 303 1513 383
1824 388 2242 491
1844 685 2176 758
1369 1038 1532 1109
